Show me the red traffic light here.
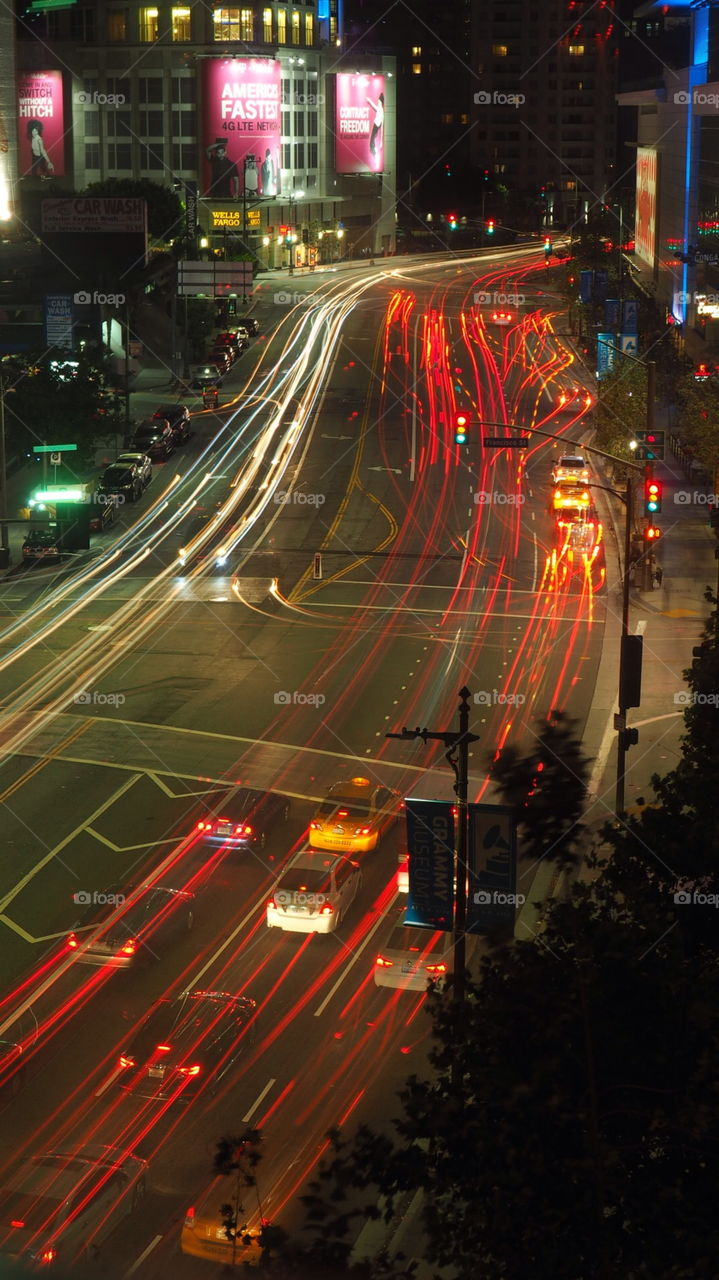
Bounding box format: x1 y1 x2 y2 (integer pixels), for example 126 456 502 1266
644 478 662 514
644 525 662 540
455 413 469 428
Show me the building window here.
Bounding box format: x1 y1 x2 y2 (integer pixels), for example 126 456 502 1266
107 9 127 40
282 143 291 168
83 109 100 135
139 109 164 135
139 77 163 103
492 44 508 56
293 110 304 134
305 12 313 44
568 44 585 56
412 62 421 75
139 6 159 41
277 8 287 42
213 8 240 40
281 110 291 134
281 78 291 104
85 142 101 169
241 7 253 40
411 45 421 55
293 141 304 167
307 111 317 136
329 16 337 42
291 9 300 45
171 110 193 135
307 141 317 168
172 7 191 40
172 142 194 169
263 7 272 41
108 142 132 169
140 143 165 170
172 76 195 104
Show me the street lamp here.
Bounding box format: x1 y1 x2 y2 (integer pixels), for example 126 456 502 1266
286 189 304 273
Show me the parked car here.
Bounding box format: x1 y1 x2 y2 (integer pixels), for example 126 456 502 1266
96 463 142 504
115 452 152 489
0 1144 147 1268
194 788 291 851
216 329 248 351
234 317 260 336
189 364 222 390
118 989 256 1101
153 404 191 443
129 419 174 460
67 882 197 969
208 349 232 375
22 530 62 563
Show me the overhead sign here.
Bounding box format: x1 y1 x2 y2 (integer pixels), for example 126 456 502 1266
405 798 455 932
44 294 74 349
619 334 638 356
33 443 77 453
210 208 262 229
17 71 65 178
635 147 658 268
596 332 617 381
202 58 281 199
604 297 620 329
579 270 593 304
335 73 386 174
483 436 529 448
466 803 517 934
41 197 147 234
177 260 253 297
622 298 638 334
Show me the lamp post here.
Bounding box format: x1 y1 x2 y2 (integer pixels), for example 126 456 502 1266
286 189 304 272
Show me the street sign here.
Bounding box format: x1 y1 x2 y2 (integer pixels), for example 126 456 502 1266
596 332 617 381
49 452 61 466
619 334 639 357
483 436 529 447
33 444 77 454
622 298 638 334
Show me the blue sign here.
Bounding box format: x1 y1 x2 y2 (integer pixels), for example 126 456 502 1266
594 270 609 301
44 294 74 350
405 799 454 931
579 270 593 304
619 334 638 357
467 804 517 934
604 298 620 329
622 298 638 333
597 332 617 381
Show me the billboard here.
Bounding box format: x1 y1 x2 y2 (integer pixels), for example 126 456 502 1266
17 71 65 178
41 197 146 234
335 73 385 174
404 798 454 932
202 58 281 199
635 147 657 268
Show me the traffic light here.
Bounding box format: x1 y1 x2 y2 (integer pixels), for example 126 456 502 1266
447 212 458 230
645 478 662 514
634 430 665 460
455 412 468 444
644 524 662 541
544 237 552 255
486 219 495 235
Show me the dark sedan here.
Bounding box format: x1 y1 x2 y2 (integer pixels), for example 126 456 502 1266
118 989 256 1101
22 530 62 563
194 788 291 851
129 420 174 460
154 404 191 444
96 463 142 504
234 317 260 336
67 884 196 969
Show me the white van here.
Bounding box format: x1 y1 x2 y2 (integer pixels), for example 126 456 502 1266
266 851 362 934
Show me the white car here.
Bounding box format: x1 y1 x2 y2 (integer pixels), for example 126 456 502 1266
374 907 450 991
116 452 152 489
551 453 590 485
266 851 362 934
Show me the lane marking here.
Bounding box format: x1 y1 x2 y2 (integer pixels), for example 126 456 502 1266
123 1235 163 1279
314 901 395 1018
95 1064 124 1098
242 1077 276 1123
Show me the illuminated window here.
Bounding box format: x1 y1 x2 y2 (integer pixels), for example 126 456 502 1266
213 8 240 40
139 6 159 41
277 7 287 42
329 16 337 42
107 9 127 40
291 10 300 45
305 12 313 44
172 7 191 40
568 44 585 56
241 7 253 39
411 45 421 55
492 44 508 56
412 62 421 75
263 6 272 41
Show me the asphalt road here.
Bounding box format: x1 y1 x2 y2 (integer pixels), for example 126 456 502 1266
0 248 606 1274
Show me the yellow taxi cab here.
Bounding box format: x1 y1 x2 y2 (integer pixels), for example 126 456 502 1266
308 777 402 853
551 484 591 514
181 1183 263 1266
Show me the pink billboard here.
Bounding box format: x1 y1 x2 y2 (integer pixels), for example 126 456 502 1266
335 74 385 175
202 58 281 199
635 147 657 268
17 71 65 179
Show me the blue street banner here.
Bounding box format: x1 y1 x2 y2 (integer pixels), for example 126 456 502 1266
467 803 518 934
622 298 638 334
45 294 74 349
619 333 638 357
579 270 593 304
593 269 609 301
604 297 620 329
405 798 455 931
596 332 617 381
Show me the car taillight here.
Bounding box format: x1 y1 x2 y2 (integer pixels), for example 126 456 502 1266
236 824 253 835
337 809 349 818
319 903 333 916
310 820 321 830
178 1064 201 1076
119 1054 135 1068
39 1248 57 1264
354 826 372 836
10 1220 25 1228
375 955 393 968
120 939 137 957
426 962 447 974
156 1044 171 1053
68 934 78 949
267 898 276 910
184 1207 195 1227
197 820 210 831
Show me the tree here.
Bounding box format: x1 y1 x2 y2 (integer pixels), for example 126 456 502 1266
4 353 123 471
675 372 719 485
488 710 592 870
82 177 183 242
212 1130 281 1266
593 361 647 466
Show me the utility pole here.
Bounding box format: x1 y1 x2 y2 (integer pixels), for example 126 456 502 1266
387 687 479 1085
616 474 634 818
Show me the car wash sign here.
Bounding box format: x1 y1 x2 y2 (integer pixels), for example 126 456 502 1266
405 798 454 931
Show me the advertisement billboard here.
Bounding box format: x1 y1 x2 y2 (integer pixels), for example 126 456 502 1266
335 73 385 174
404 798 454 932
635 147 657 268
17 71 65 178
202 58 281 199
41 197 146 234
